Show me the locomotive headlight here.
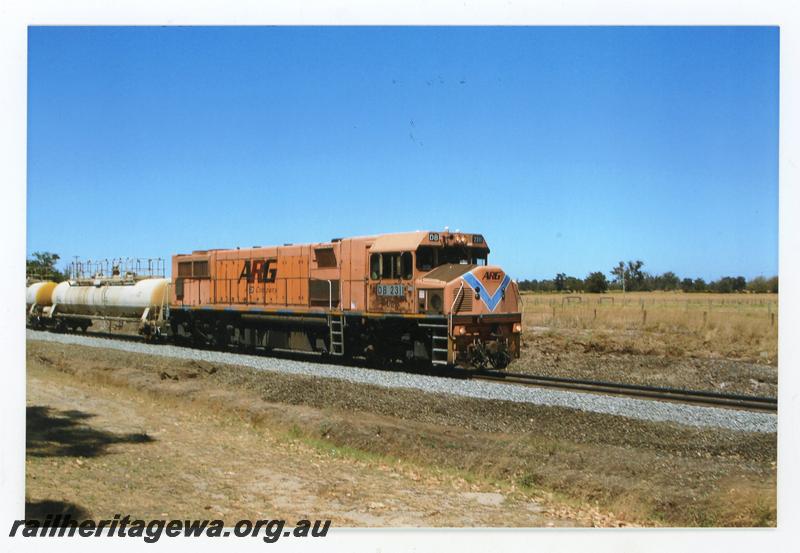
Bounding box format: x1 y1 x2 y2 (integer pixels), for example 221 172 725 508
513 322 523 333
454 325 467 336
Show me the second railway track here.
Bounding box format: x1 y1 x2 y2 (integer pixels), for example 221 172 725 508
471 370 778 412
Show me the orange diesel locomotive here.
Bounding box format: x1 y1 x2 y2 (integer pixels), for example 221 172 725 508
170 230 522 368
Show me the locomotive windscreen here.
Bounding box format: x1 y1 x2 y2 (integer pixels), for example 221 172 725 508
416 246 488 271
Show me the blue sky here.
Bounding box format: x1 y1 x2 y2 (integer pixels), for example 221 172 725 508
27 26 778 280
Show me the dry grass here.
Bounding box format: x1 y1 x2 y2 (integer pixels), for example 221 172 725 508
521 292 778 364
26 341 778 527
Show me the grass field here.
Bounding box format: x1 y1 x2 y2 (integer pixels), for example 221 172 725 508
520 292 778 365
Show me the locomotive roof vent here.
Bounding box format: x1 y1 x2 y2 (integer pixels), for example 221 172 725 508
283 243 293 246
331 237 342 242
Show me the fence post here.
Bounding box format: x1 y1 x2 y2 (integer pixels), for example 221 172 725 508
642 310 647 326
771 313 775 327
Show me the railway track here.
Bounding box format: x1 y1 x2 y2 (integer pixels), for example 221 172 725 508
31 328 778 413
471 370 778 412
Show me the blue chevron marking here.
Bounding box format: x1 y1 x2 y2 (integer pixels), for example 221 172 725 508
461 271 511 312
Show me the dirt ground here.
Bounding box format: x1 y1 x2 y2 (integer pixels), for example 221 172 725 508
25 340 776 527
512 328 778 396
25 343 591 527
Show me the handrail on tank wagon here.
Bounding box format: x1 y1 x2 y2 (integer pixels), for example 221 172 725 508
69 256 166 280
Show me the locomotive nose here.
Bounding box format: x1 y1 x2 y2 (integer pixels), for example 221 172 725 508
460 266 512 312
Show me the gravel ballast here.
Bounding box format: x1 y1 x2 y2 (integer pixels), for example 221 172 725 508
27 330 777 433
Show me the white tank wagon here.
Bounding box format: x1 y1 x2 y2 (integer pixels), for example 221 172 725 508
50 277 171 338
26 281 57 327
27 281 57 308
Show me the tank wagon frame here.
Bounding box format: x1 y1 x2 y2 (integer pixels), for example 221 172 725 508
170 231 522 369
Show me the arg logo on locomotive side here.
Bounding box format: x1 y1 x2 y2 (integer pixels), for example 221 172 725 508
239 259 278 283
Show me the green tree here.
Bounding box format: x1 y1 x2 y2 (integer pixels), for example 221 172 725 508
747 276 769 293
768 276 778 293
626 260 645 291
585 271 608 293
564 276 584 292
658 271 680 291
609 260 646 291
709 276 747 293
554 273 566 292
26 252 65 281
610 261 626 292
692 278 707 292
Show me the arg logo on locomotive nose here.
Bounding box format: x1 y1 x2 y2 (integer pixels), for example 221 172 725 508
483 271 503 281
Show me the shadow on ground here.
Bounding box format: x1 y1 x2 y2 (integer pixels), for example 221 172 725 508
25 499 91 521
26 405 154 458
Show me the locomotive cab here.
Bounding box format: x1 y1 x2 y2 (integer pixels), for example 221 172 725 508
368 231 522 368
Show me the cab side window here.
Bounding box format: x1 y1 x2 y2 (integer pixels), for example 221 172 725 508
416 247 435 271
371 252 412 279
370 253 380 280
382 253 399 279
401 252 413 280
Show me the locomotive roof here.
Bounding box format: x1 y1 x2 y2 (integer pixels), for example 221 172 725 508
184 230 487 256
368 231 430 252
368 231 488 253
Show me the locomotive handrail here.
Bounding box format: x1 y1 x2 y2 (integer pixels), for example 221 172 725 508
448 281 464 338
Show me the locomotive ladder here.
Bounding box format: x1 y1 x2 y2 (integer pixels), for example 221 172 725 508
420 322 449 366
328 314 345 356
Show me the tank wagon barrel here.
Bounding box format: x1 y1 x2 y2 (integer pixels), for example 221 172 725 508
26 281 57 308
26 281 57 329
50 277 170 338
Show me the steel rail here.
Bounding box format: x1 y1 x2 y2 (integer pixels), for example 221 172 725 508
472 370 777 412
